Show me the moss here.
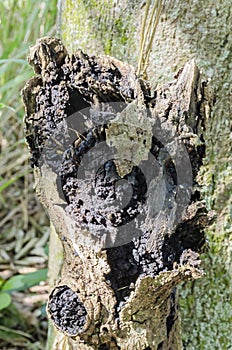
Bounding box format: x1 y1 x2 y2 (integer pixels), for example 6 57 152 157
61 0 96 54
61 0 138 63
180 241 232 349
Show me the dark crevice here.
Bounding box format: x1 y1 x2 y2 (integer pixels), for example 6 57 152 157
98 344 110 350
166 289 177 337
157 342 164 349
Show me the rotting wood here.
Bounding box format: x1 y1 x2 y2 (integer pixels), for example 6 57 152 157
22 37 213 350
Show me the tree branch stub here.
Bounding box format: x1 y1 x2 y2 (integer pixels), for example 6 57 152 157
22 37 213 350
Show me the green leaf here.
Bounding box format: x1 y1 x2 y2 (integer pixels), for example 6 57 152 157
0 102 15 112
0 292 11 310
44 243 49 256
0 59 28 64
2 269 47 292
0 171 28 192
0 325 32 343
0 277 5 288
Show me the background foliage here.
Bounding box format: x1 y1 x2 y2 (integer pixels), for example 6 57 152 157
0 1 57 349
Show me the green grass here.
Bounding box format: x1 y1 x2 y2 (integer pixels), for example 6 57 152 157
0 0 57 114
0 1 57 348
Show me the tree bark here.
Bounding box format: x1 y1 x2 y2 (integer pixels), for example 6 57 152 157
22 35 212 349
58 1 232 349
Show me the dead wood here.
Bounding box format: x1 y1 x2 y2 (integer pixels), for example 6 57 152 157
22 37 213 350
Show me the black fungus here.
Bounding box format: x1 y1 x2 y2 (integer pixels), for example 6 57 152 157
106 231 180 313
24 41 207 319
48 285 87 335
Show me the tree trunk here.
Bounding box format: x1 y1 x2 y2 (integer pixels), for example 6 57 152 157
59 1 232 349
23 0 231 349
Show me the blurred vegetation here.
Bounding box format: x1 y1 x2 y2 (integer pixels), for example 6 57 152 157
0 0 57 349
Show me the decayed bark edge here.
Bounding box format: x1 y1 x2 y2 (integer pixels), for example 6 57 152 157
22 37 213 350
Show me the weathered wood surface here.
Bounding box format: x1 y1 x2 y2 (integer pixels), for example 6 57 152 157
22 37 213 349
59 2 232 348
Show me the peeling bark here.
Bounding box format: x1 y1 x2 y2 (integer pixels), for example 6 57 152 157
22 37 213 349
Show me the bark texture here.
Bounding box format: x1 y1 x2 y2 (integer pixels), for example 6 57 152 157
22 37 212 349
59 1 231 349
